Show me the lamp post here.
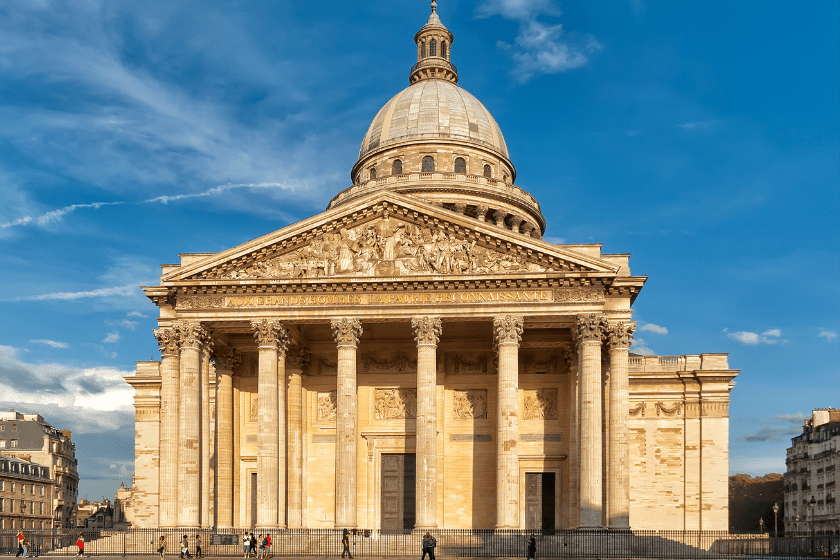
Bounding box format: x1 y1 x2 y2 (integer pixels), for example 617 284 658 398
809 496 816 557
760 517 765 533
772 501 780 556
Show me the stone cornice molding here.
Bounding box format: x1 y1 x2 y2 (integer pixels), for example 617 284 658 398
411 316 442 346
606 321 636 350
178 321 207 350
331 318 363 347
572 313 607 346
153 327 181 357
251 319 289 352
493 315 523 346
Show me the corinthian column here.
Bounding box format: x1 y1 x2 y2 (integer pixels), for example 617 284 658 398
331 318 362 528
572 314 606 529
493 315 523 528
213 347 240 529
563 343 579 529
200 333 213 528
286 348 309 528
412 316 442 529
154 326 181 528
606 322 635 530
252 319 289 529
177 321 206 528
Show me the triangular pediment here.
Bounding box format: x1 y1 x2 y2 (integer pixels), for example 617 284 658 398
161 192 619 283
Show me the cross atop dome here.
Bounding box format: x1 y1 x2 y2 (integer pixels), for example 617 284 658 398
410 1 458 84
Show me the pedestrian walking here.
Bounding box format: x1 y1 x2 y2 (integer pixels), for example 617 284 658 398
180 535 192 558
16 531 24 557
22 536 30 559
195 535 202 558
526 534 536 560
157 536 166 558
262 534 271 558
242 532 250 558
421 532 436 560
341 529 353 559
76 534 85 557
249 533 257 558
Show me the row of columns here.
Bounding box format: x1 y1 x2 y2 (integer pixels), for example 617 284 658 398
154 313 633 530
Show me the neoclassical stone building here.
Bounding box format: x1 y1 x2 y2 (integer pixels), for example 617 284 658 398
125 4 737 532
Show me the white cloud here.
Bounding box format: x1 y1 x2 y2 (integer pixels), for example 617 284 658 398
819 331 838 341
630 337 656 356
640 323 668 335
726 328 781 345
127 311 148 318
102 332 121 343
143 181 297 205
677 120 722 132
106 319 138 330
30 339 69 349
478 0 601 82
5 283 138 302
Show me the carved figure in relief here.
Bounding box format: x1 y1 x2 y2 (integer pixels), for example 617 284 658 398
249 395 259 422
217 216 548 279
318 391 337 420
453 390 487 419
524 389 557 420
374 389 417 419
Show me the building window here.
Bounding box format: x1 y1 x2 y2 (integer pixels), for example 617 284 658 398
430 39 437 57
483 164 492 178
51 442 57 452
40 486 44 496
0 480 3 490
0 497 4 512
422 156 435 173
391 159 403 175
29 501 34 515
369 167 376 180
442 41 447 58
10 499 14 512
39 502 43 515
21 484 25 494
454 157 466 173
10 440 16 448
0 440 5 448
30 485 34 495
421 42 426 58
10 483 14 492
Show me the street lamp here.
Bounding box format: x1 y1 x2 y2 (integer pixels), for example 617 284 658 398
759 517 765 533
809 496 816 556
773 502 779 538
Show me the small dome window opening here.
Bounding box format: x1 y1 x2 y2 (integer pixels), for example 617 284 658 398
392 159 403 175
483 164 492 178
430 39 437 57
422 156 435 173
454 157 466 173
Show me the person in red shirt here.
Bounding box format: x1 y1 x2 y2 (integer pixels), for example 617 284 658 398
262 534 271 558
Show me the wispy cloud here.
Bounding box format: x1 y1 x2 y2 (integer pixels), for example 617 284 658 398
725 328 783 345
640 323 668 335
630 337 656 356
106 319 138 330
478 0 602 82
819 331 838 341
738 412 805 442
127 311 148 318
4 284 138 302
102 332 121 344
677 120 722 131
143 181 297 205
30 339 69 349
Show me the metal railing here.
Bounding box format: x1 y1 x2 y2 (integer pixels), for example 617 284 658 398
0 529 838 558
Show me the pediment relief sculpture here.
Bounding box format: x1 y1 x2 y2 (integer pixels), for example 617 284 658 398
210 216 551 280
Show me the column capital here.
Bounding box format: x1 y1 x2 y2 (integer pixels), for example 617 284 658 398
412 316 442 346
562 341 577 369
251 319 289 352
493 315 523 346
331 317 362 347
212 346 242 372
179 321 208 350
286 347 311 373
572 313 607 345
154 326 181 357
606 321 636 350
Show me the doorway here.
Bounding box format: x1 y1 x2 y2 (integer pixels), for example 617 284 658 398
380 453 416 531
525 472 555 530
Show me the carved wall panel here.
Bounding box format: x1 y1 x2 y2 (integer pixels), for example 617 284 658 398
318 391 337 420
248 394 259 422
552 288 605 303
655 401 684 417
453 389 488 419
522 353 560 374
524 388 558 420
135 407 160 422
316 357 337 376
374 388 417 419
452 354 489 374
363 352 416 373
212 216 548 280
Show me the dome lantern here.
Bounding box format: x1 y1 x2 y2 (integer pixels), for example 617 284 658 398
410 1 458 84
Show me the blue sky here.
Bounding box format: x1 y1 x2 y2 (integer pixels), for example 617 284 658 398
0 0 837 502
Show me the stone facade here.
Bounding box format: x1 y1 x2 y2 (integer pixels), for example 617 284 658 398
0 456 53 531
123 3 737 531
784 408 840 533
0 411 78 529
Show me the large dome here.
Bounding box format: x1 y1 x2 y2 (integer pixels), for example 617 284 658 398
359 79 509 160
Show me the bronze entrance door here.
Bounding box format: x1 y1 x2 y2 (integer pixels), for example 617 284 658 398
380 453 416 531
525 472 555 530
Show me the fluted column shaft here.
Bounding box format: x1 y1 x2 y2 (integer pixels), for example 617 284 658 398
276 351 287 529
494 315 523 529
607 322 635 529
573 314 606 529
200 340 212 527
286 350 307 528
564 344 579 529
413 317 441 529
253 319 289 528
154 327 181 528
213 349 239 528
177 322 205 528
331 318 362 528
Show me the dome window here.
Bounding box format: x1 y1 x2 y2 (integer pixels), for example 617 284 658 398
392 159 403 175
369 168 377 180
454 157 466 173
442 41 447 59
422 156 435 173
483 164 492 178
421 42 426 59
430 39 437 57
